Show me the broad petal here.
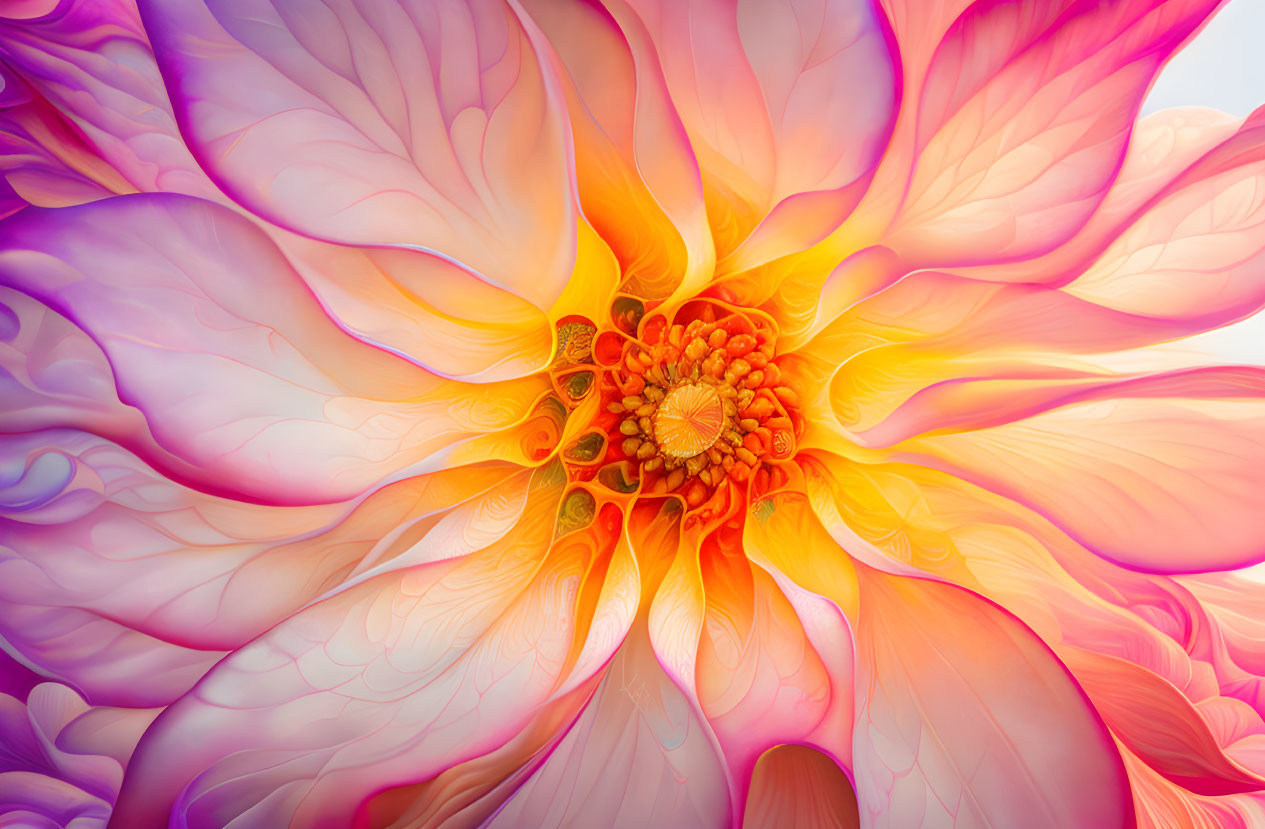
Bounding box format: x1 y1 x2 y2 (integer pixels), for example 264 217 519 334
852 568 1132 828
111 465 587 828
622 0 897 261
743 744 860 829
883 0 1224 265
800 459 1265 800
0 194 549 505
896 397 1265 573
487 623 732 828
140 0 577 308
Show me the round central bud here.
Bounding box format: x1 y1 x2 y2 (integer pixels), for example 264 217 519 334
654 383 725 458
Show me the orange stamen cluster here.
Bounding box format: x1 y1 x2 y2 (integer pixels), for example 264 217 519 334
604 307 802 508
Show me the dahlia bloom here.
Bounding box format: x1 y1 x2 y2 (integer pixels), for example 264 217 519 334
2 0 1265 826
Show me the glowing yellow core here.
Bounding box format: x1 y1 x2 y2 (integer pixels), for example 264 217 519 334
654 383 725 459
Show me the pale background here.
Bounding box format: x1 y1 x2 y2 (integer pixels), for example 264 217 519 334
1143 0 1265 116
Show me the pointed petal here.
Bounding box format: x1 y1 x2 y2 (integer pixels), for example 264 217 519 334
1063 647 1265 796
884 0 1224 265
487 624 732 828
897 397 1265 573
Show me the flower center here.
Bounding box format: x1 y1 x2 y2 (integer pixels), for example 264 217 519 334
601 304 803 509
654 383 725 458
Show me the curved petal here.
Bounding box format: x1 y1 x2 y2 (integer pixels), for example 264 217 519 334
487 623 731 828
1063 647 1265 796
1124 745 1265 829
852 568 1133 828
272 232 556 382
941 105 1244 285
798 459 1265 801
523 0 713 304
0 0 218 200
1064 111 1265 321
0 194 549 505
743 744 859 829
111 464 581 828
696 543 833 784
0 88 134 209
896 397 1265 573
622 0 897 262
881 0 1224 266
0 682 150 828
0 428 524 703
140 0 577 309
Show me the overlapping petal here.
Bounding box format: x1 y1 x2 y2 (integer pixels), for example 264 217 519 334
139 0 578 310
111 464 582 827
0 0 1260 825
0 194 549 505
880 0 1225 265
0 0 218 200
621 0 898 263
0 682 155 829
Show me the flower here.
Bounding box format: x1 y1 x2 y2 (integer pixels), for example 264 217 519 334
1 0 1264 826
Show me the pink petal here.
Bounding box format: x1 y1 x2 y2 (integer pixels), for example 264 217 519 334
0 429 521 703
271 232 556 382
110 466 623 827
896 397 1265 573
0 682 146 828
743 744 859 829
141 0 577 308
359 678 600 828
942 105 1244 285
883 0 1224 265
809 268 1265 441
1063 647 1265 796
487 624 732 828
0 90 133 209
696 547 833 784
1124 746 1265 829
0 195 549 505
1065 107 1265 321
852 568 1132 827
622 0 897 262
0 0 219 200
